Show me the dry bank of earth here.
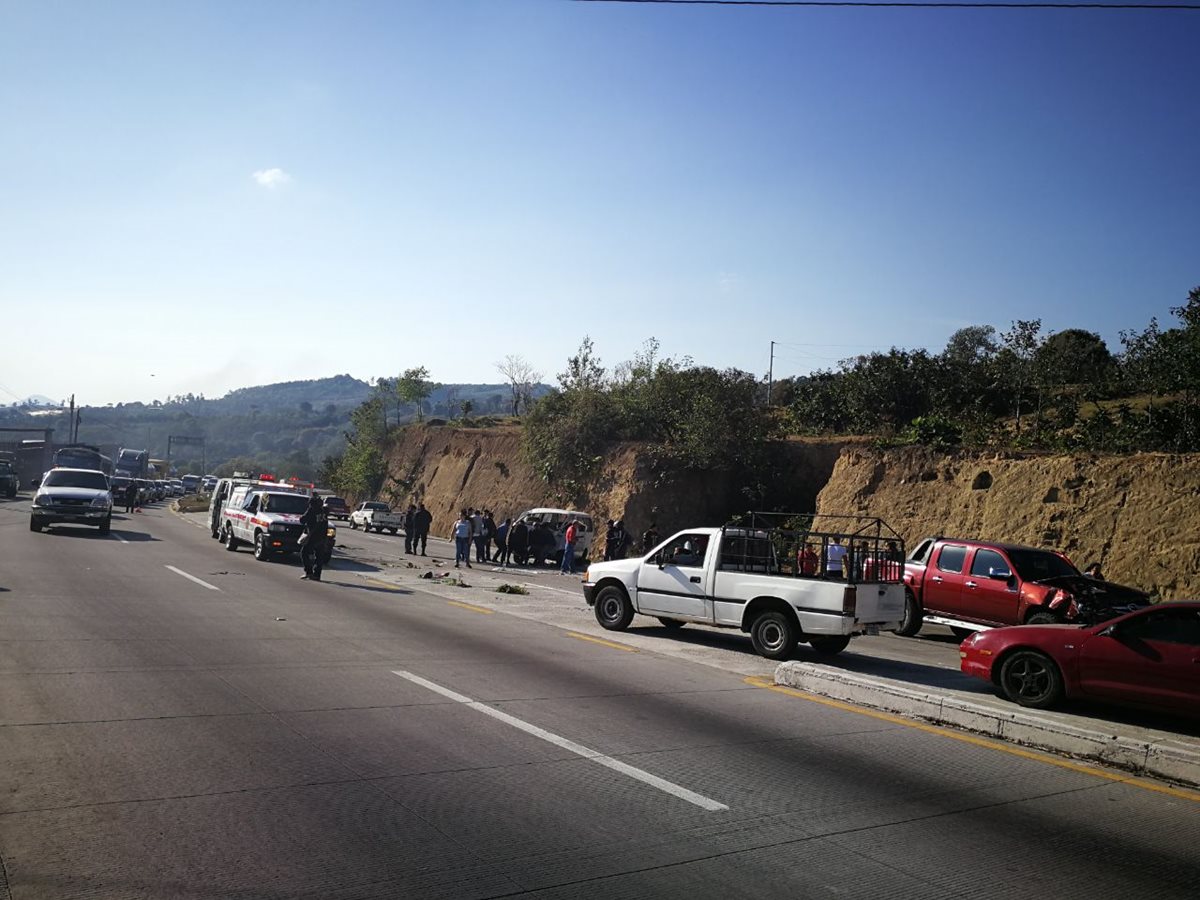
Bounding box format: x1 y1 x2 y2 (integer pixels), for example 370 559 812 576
371 425 1198 599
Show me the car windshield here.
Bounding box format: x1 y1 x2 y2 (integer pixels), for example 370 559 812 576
43 470 109 490
365 502 389 511
325 497 346 507
1008 549 1079 582
260 493 310 514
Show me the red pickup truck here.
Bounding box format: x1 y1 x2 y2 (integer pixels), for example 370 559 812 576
897 537 1149 638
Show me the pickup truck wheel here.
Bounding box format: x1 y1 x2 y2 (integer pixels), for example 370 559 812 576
595 586 634 631
999 650 1064 709
657 617 685 630
253 532 272 561
1025 611 1059 626
892 589 923 637
223 524 239 551
808 635 850 655
750 610 798 661
29 516 42 532
389 527 398 535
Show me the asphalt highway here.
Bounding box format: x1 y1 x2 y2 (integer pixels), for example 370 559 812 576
1 495 1198 899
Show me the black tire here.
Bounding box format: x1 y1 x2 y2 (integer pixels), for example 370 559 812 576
1025 610 1059 626
98 516 111 535
950 627 976 641
750 610 798 661
892 588 923 637
253 532 271 561
29 517 42 532
349 520 359 530
594 585 634 631
389 527 398 535
223 524 239 551
657 617 686 630
808 634 851 656
999 650 1065 709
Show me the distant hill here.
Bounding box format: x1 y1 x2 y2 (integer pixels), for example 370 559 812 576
213 375 371 414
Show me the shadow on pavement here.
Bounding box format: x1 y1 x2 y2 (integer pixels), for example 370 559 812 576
109 530 160 542
332 582 413 596
325 557 382 574
41 526 159 541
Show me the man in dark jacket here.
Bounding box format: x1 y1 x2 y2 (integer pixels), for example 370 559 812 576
413 503 432 555
508 519 530 565
300 494 329 581
403 504 416 554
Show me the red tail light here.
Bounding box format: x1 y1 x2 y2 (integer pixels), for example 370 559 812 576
842 586 857 616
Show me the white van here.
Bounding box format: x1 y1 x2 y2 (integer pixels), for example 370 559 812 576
515 508 594 564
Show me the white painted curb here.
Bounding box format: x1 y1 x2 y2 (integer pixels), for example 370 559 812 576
774 661 1200 788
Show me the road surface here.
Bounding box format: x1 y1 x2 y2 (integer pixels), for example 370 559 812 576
1 494 1198 899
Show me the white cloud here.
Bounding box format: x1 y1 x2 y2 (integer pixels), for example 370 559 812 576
252 168 291 189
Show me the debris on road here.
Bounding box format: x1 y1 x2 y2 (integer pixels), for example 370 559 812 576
495 583 529 595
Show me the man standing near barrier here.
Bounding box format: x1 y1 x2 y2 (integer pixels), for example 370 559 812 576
413 502 432 555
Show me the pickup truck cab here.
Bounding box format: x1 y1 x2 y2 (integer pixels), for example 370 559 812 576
581 515 906 661
349 501 404 534
899 537 1149 637
220 488 334 565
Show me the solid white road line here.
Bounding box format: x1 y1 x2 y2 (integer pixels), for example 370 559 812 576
392 670 728 812
164 565 221 592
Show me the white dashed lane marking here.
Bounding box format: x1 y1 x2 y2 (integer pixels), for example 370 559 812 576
164 565 221 592
392 670 729 812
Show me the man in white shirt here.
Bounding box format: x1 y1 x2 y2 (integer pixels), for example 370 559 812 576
825 537 847 579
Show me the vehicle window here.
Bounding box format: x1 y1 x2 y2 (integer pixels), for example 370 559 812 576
908 538 933 564
658 533 710 568
1008 549 1078 582
1120 608 1200 646
936 545 967 574
261 493 310 514
970 549 1012 579
365 502 389 511
245 495 260 512
42 470 109 490
718 530 775 572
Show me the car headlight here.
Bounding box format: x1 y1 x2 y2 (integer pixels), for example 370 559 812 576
326 527 336 538
33 494 49 507
269 522 287 532
91 496 111 508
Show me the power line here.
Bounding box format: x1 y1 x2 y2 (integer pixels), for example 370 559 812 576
574 1 1200 10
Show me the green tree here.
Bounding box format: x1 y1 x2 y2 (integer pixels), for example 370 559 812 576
999 319 1043 435
397 367 436 422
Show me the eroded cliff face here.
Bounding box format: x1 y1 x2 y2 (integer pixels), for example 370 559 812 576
377 426 852 543
816 447 1200 600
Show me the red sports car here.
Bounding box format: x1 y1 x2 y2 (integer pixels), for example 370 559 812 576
960 602 1200 715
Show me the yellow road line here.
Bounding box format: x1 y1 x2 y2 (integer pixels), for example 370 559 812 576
743 675 1200 804
446 600 495 615
567 632 638 653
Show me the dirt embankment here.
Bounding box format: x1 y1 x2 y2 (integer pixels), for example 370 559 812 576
376 425 855 543
816 446 1200 600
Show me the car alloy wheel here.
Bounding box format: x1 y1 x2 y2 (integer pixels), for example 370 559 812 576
999 650 1064 709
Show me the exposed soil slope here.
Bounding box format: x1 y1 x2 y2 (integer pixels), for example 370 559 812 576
817 446 1199 600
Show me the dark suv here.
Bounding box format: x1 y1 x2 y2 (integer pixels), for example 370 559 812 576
0 459 19 497
323 496 350 520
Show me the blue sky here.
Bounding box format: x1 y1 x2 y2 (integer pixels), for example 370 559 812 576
2 0 1197 406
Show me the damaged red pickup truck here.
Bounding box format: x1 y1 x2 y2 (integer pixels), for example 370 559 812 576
896 537 1149 638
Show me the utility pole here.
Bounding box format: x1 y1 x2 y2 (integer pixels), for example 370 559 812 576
68 394 76 442
766 342 775 405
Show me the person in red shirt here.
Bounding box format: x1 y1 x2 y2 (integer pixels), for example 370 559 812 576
561 520 578 574
797 542 819 576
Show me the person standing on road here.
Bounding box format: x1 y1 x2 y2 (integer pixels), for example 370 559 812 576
123 481 136 514
470 508 486 563
561 519 578 575
612 520 629 559
603 520 617 561
300 494 329 582
413 502 432 555
495 516 511 566
509 518 529 566
483 509 498 562
403 504 416 554
453 510 473 569
640 522 659 554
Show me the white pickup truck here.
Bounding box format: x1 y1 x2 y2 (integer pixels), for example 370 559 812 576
349 501 405 534
581 515 906 660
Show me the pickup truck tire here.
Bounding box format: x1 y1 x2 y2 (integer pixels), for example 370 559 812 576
892 589 923 637
998 650 1064 709
349 520 359 529
253 532 272 561
1025 610 1059 626
750 610 798 661
657 617 685 630
388 528 398 535
29 516 42 532
595 586 634 631
808 635 851 655
223 524 239 551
